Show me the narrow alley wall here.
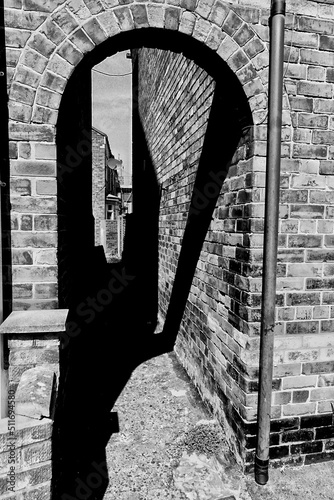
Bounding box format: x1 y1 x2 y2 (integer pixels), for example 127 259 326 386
135 47 254 461
136 34 334 469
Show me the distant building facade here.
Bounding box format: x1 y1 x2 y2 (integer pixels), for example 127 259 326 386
92 127 121 246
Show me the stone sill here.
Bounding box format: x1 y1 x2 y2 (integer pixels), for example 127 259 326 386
0 310 68 335
0 415 52 436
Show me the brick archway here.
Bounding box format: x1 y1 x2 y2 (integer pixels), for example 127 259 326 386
8 0 269 137
7 0 271 310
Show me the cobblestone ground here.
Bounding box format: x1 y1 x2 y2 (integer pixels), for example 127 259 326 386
104 353 334 500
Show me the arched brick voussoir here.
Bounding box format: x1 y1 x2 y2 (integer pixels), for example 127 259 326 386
8 0 272 133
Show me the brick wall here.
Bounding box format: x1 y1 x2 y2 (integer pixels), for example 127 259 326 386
136 18 334 467
4 0 334 471
0 417 52 499
92 128 107 247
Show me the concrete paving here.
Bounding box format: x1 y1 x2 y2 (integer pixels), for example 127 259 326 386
104 352 334 500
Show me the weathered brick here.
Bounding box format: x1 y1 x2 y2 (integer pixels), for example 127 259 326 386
40 72 66 95
11 196 56 214
291 441 323 455
287 264 322 278
13 266 57 283
179 11 196 35
286 293 321 307
12 249 33 265
286 321 319 335
5 28 31 48
11 232 57 248
23 0 64 11
10 178 31 196
8 101 32 122
314 98 334 114
97 10 121 36
313 130 334 145
208 0 228 27
15 65 41 89
82 18 107 44
319 161 334 175
299 113 328 129
300 49 334 69
13 283 33 299
40 18 66 45
48 53 74 79
228 49 249 72
69 28 95 54
289 96 313 112
52 8 79 35
180 0 196 10
82 0 104 14
190 17 209 43
10 82 36 105
11 160 56 177
20 214 33 231
311 387 334 401
283 403 316 416
273 391 291 405
195 0 214 19
277 249 305 263
320 35 334 52
298 17 334 35
34 249 57 265
306 278 334 290
292 390 309 404
314 306 330 320
164 6 181 30
57 40 83 66
9 123 55 142
288 235 322 248
28 33 56 59
21 49 49 75
34 283 58 299
282 429 314 443
32 105 58 126
290 205 324 219
308 66 325 82
113 6 134 31
222 10 242 37
233 23 254 47
35 88 61 111
293 144 327 159
34 215 57 231
324 263 334 276
5 9 47 30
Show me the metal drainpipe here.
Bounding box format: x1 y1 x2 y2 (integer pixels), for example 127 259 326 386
255 0 286 486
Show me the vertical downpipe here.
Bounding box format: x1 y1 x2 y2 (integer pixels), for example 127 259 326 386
255 0 286 485
0 0 9 418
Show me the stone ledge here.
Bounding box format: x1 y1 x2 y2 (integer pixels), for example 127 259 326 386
0 310 68 335
0 415 52 437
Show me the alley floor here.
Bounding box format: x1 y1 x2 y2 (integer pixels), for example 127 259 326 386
104 352 334 500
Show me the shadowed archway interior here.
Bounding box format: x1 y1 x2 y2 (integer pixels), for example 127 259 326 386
53 28 253 499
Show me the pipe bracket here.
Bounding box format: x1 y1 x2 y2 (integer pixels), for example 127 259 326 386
255 455 269 485
271 0 286 16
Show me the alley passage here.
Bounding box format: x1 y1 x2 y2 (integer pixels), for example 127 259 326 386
103 353 248 500
103 353 334 500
